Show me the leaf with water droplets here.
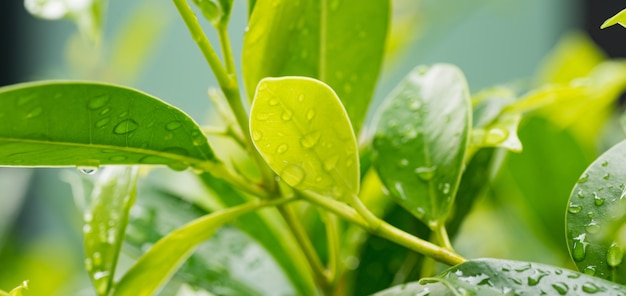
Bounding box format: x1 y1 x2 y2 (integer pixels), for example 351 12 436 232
250 77 359 199
83 166 139 296
373 258 626 295
372 64 471 227
0 81 215 170
242 0 389 133
567 139 626 284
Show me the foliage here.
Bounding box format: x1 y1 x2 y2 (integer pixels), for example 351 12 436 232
3 1 626 295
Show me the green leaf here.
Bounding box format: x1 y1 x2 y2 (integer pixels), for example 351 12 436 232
372 64 471 227
191 0 233 26
113 201 269 296
242 0 389 133
601 8 626 29
83 167 138 296
374 258 626 295
24 0 106 43
470 87 522 154
0 81 215 170
250 77 359 199
2 281 28 296
567 139 626 283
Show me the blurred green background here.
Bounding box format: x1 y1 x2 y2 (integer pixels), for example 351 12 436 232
2 0 625 294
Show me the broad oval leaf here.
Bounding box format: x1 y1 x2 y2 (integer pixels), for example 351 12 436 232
249 77 359 199
83 167 139 296
242 0 389 133
0 81 215 170
566 139 626 283
372 64 471 227
374 258 626 295
113 201 268 296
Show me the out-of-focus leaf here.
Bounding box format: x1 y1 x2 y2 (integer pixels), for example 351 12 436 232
470 113 522 153
372 64 471 227
24 0 106 43
373 258 626 295
83 167 138 295
0 82 215 170
601 8 626 29
191 0 233 26
250 77 359 200
469 87 522 154
113 201 271 296
2 281 28 296
242 0 389 133
566 139 626 283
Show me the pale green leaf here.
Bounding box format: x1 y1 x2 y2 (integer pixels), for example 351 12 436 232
83 167 138 296
374 259 626 295
113 201 268 296
469 87 522 154
24 0 106 43
191 0 233 26
470 113 522 153
601 8 626 29
567 139 626 283
0 81 215 171
372 64 471 227
250 77 359 199
2 281 28 296
242 0 389 133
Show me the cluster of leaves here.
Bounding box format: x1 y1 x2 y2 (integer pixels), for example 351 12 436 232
4 0 626 295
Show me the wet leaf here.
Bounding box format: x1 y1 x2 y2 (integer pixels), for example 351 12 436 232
374 258 626 295
0 81 215 171
250 77 359 200
83 167 139 296
372 64 471 227
567 139 626 283
242 0 389 133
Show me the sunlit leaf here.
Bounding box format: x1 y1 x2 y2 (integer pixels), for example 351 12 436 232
250 77 359 199
83 167 138 295
3 281 28 296
191 0 233 26
601 8 626 29
242 0 389 133
113 201 270 296
24 0 106 43
374 259 626 295
567 139 626 283
372 64 471 227
0 81 215 170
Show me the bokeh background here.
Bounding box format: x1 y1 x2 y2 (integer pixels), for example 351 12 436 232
1 0 626 294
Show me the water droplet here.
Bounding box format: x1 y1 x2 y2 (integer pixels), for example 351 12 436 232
568 203 582 214
301 131 321 148
582 282 601 293
514 263 532 272
281 110 293 121
415 166 436 181
572 239 586 261
281 164 305 186
95 117 111 128
252 130 263 141
583 265 596 275
602 161 609 167
88 95 110 110
551 282 569 295
165 121 182 131
527 270 548 286
604 173 610 180
577 189 584 199
485 128 508 144
26 106 43 118
324 156 339 171
585 221 600 234
306 109 316 120
607 243 624 267
398 159 409 167
578 174 589 184
78 166 99 175
255 112 271 121
415 207 426 219
594 195 605 206
109 155 127 162
167 161 189 171
269 98 279 106
100 107 111 116
113 119 139 134
276 144 289 154
93 252 102 266
441 183 450 194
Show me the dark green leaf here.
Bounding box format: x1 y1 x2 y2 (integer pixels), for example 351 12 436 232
250 77 359 199
83 167 138 296
374 258 626 295
372 64 471 227
567 139 626 283
0 81 215 170
242 0 389 133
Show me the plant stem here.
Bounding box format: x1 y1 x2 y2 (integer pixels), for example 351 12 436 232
301 191 466 266
433 222 454 251
277 204 329 289
216 24 237 76
323 212 340 285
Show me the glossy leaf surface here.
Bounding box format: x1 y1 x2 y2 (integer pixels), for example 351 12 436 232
567 139 626 283
374 258 626 295
83 167 138 295
113 201 268 296
242 0 389 133
250 77 359 199
372 64 471 226
0 81 215 170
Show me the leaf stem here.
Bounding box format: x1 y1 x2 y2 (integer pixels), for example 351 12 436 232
302 191 466 266
216 24 237 76
323 212 341 285
434 222 454 251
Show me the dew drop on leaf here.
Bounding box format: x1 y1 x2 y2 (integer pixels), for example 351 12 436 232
95 117 111 128
603 173 610 180
594 195 605 206
166 161 189 172
568 203 582 214
113 119 139 134
572 239 587 261
306 109 316 121
26 106 43 118
78 166 99 175
602 161 609 167
607 244 624 267
268 98 279 106
88 95 110 110
585 221 600 234
552 282 569 295
583 265 596 275
281 110 293 121
578 174 589 184
485 128 508 145
165 121 182 131
398 158 409 168
323 156 339 171
300 131 321 148
252 130 263 141
281 164 305 186
415 166 437 181
582 282 601 293
276 143 289 154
